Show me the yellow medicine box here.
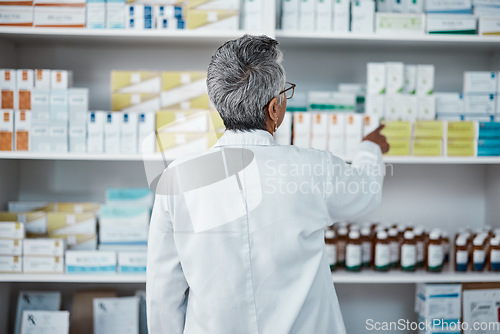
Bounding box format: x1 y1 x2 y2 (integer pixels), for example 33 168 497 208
381 121 412 139
447 121 477 139
414 121 444 139
156 110 209 132
447 139 477 157
47 212 97 236
111 93 160 112
111 71 161 94
160 71 209 110
412 139 443 156
46 202 100 214
156 132 218 154
186 9 239 30
385 138 411 156
0 212 46 237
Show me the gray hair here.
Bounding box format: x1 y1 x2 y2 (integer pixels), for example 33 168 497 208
207 35 286 131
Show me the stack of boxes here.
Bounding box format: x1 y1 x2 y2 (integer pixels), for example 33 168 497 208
477 121 500 156
155 3 185 29
186 0 239 30
380 120 412 155
463 71 497 121
33 0 86 28
0 221 25 273
0 211 47 237
477 0 500 35
47 209 98 251
23 238 65 274
412 120 444 156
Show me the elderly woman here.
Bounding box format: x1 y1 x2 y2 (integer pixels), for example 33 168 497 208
147 35 389 334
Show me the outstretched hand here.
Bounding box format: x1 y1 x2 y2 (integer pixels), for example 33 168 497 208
363 124 390 154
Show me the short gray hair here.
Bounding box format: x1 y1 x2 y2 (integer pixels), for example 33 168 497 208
207 35 286 131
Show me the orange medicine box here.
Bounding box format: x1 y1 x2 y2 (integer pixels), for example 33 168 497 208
15 110 31 151
0 69 16 109
0 110 13 151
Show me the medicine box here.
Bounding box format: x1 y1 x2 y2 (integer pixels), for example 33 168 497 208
427 14 477 34
49 120 68 153
435 93 463 114
412 139 443 156
385 62 404 95
118 252 147 273
416 283 461 320
282 0 299 31
186 9 239 30
68 88 88 124
105 112 121 154
464 72 497 93
120 112 138 154
15 110 31 151
0 239 22 256
0 212 46 236
107 0 126 29
0 6 34 27
160 71 209 109
479 16 500 35
365 95 385 117
404 65 417 94
478 122 500 139
464 93 496 115
23 256 64 274
351 0 375 34
138 112 156 153
87 111 105 153
243 0 262 30
34 6 86 28
384 95 404 120
400 95 418 121
416 65 434 96
31 89 50 121
367 63 386 95
48 202 100 213
50 90 69 121
447 139 477 156
156 110 209 133
0 69 16 109
0 109 13 151
417 96 436 120
310 112 328 150
31 120 50 152
425 0 471 13
34 69 51 89
23 238 65 257
333 0 350 32
376 13 426 34
47 212 97 236
0 221 25 239
99 225 149 245
111 71 161 94
381 121 412 138
292 112 311 148
55 234 97 250
299 0 315 32
100 205 151 226
414 121 444 138
316 0 333 31
345 113 363 138
69 125 86 153
50 70 72 90
386 138 411 155
0 255 22 273
87 0 106 29
111 93 161 113
478 139 500 156
308 91 356 111
16 69 33 91
65 251 117 274
447 121 478 139
462 285 500 334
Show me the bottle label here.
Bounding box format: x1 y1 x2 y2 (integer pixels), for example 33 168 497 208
428 244 443 269
375 244 390 268
401 244 416 269
346 244 362 269
416 241 424 263
389 241 400 265
362 241 372 265
491 249 500 271
473 249 485 264
326 244 337 267
456 250 468 265
337 241 346 264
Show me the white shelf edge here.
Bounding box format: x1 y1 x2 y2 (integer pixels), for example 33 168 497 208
275 30 500 44
1 152 500 164
0 274 146 283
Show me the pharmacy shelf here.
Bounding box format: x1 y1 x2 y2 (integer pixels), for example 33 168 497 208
0 27 253 46
2 269 500 283
275 31 500 51
1 152 500 164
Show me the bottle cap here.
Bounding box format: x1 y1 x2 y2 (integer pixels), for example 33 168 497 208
325 230 335 239
361 227 371 236
377 231 388 240
456 237 467 246
404 231 414 240
490 238 499 246
349 230 360 239
338 227 348 235
388 228 398 237
413 226 424 236
429 230 441 240
350 224 360 231
397 223 406 231
473 237 484 246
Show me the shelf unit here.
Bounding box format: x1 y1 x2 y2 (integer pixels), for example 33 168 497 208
1 1 500 333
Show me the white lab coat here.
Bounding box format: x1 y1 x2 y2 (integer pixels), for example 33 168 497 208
147 129 384 334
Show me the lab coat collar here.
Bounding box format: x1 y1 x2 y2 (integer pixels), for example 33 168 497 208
215 129 276 147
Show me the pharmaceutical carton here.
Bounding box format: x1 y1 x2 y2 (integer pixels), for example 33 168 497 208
403 65 417 94
367 63 386 95
0 6 33 26
16 69 33 91
87 0 106 28
118 251 147 273
316 0 333 31
0 239 22 256
381 120 412 138
15 291 62 334
160 71 209 109
47 201 100 213
0 221 25 239
365 95 385 117
156 110 208 133
425 0 471 13
405 0 424 12
463 71 497 93
8 202 49 212
50 70 72 90
68 88 88 124
282 0 299 30
474 4 500 16
384 95 404 120
351 0 375 34
106 188 153 208
14 110 30 151
98 244 147 252
87 111 105 153
99 225 149 245
436 114 464 121
376 13 425 35
126 14 154 29
100 205 151 226
155 4 184 19
31 120 50 152
34 6 86 28
427 14 477 34
362 114 381 137
400 95 418 121
23 256 64 273
65 251 117 273
120 112 138 154
138 112 155 153
69 125 86 153
34 69 51 90
447 139 477 156
435 92 463 114
478 121 500 138
31 89 50 121
93 297 139 334
385 62 404 95
462 283 500 334
156 17 185 29
385 138 411 155
23 238 65 257
49 120 68 153
479 16 500 35
111 93 161 112
186 9 239 30
464 93 496 114
447 121 478 139
107 0 126 28
50 90 69 121
53 234 97 250
292 112 311 148
412 138 443 156
333 0 350 32
415 284 461 325
274 111 292 145
478 139 500 156
186 0 239 9
0 255 22 273
417 95 436 120
299 0 315 31
0 69 16 109
345 113 363 138
414 120 444 138
242 0 262 30
416 65 434 96
308 91 356 111
104 112 121 154
47 212 96 235
0 109 13 151
310 112 328 150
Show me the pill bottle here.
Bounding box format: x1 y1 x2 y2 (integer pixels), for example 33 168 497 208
472 236 486 272
374 231 390 272
442 232 450 264
346 230 362 272
489 237 500 272
360 226 372 268
325 229 337 271
337 227 348 268
401 231 417 272
413 227 425 268
388 228 400 269
427 230 443 272
454 236 469 272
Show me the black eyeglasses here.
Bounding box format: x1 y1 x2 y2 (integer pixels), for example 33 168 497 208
280 82 296 100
